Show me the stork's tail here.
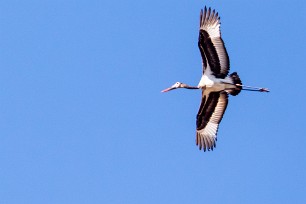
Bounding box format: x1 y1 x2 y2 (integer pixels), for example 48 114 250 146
229 72 242 96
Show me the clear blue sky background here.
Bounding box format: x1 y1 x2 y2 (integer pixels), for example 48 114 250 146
1 0 305 203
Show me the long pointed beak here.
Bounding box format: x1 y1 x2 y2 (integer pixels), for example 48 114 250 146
161 87 176 93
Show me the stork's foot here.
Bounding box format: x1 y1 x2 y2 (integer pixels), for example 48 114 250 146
259 88 269 92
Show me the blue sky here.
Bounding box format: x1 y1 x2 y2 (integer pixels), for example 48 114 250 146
1 0 306 203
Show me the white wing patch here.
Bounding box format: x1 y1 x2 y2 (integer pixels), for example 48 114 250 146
200 17 220 38
197 122 218 149
211 38 229 76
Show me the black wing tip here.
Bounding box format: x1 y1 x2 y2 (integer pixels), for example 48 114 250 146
196 133 217 152
198 144 215 152
200 6 220 28
203 6 218 15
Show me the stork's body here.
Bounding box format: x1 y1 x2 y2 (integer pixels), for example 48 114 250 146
162 6 269 152
198 73 235 91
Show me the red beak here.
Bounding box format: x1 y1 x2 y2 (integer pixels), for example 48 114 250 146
161 87 175 93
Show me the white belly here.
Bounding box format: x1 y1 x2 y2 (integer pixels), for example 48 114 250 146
198 74 235 91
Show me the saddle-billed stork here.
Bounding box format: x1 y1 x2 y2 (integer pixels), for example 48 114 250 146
162 6 269 152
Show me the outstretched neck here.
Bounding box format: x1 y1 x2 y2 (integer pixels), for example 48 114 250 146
185 86 199 89
182 84 199 89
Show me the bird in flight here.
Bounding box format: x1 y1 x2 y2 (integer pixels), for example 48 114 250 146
162 6 269 152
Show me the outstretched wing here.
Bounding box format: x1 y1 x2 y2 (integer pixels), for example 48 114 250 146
198 6 230 78
196 90 228 151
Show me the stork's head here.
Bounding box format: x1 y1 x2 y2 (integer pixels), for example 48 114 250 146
161 82 188 92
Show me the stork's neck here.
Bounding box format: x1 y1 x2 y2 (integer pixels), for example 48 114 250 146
181 83 199 89
185 86 199 89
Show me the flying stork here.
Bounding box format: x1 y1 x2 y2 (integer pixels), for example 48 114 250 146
162 6 269 152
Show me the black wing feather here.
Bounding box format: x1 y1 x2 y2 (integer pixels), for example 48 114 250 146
198 7 230 78
196 91 228 151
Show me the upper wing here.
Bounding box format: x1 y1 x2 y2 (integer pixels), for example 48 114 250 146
196 90 228 151
198 6 230 78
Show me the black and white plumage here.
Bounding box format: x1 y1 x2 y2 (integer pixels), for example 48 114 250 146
162 6 269 152
196 91 228 151
198 7 229 78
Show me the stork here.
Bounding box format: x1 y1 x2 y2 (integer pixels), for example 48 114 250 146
162 6 269 152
